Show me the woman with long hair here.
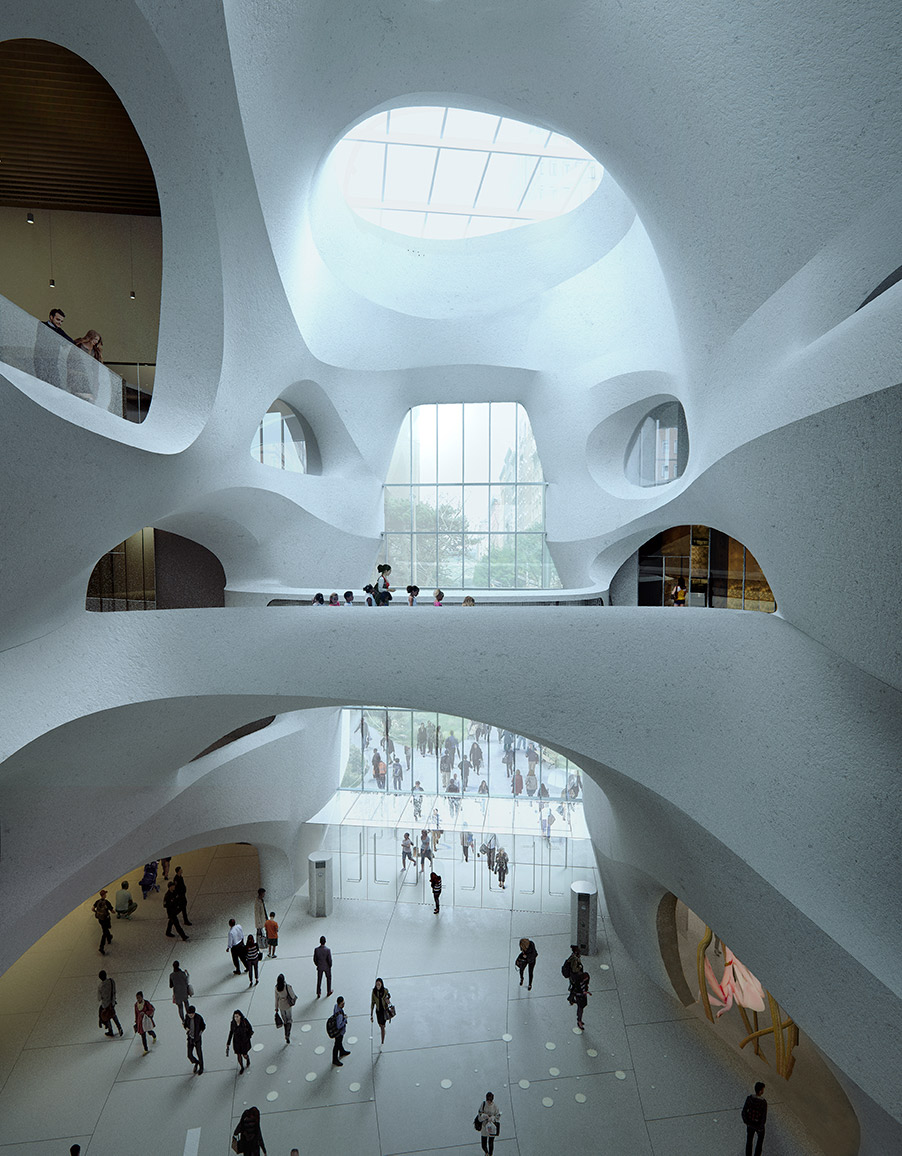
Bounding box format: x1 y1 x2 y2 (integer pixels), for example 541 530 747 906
274 972 297 1044
226 1009 254 1073
232 1106 267 1156
370 977 393 1045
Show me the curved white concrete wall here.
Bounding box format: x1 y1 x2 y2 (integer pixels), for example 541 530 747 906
1 1 901 1150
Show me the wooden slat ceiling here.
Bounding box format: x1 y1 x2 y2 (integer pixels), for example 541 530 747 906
0 39 159 215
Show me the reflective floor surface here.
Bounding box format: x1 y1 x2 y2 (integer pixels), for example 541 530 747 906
0 842 822 1155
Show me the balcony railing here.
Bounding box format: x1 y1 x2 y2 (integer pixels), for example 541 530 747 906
0 292 151 422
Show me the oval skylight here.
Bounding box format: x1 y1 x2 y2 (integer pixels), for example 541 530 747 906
331 106 603 240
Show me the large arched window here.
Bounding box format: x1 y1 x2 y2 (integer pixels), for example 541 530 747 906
384 402 561 589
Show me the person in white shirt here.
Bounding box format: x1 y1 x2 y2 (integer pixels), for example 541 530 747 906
227 918 246 975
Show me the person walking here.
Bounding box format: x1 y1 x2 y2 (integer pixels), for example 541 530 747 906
495 846 509 889
264 912 279 958
93 890 114 955
274 973 297 1043
419 829 433 871
525 768 538 797
163 882 189 941
114 881 138 919
172 865 191 925
511 768 524 797
484 832 496 873
226 1009 254 1073
476 1091 501 1155
470 740 483 776
458 754 471 792
245 934 261 986
568 965 591 1030
232 1107 267 1156
412 780 424 820
313 935 332 998
133 991 157 1054
561 944 582 980
401 832 416 873
430 871 442 913
370 977 393 1046
417 723 427 755
97 970 123 1037
460 825 474 862
169 961 191 1024
254 887 268 948
742 1082 768 1156
329 996 350 1065
227 918 246 974
515 938 538 990
185 1004 205 1073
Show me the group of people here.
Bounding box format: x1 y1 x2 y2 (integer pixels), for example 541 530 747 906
402 828 511 890
313 565 479 608
44 307 105 362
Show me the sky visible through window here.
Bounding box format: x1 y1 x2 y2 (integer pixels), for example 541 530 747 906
333 106 603 240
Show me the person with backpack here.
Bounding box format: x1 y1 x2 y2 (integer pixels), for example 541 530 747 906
92 890 114 955
328 996 350 1066
561 945 582 981
274 973 297 1043
741 1082 768 1155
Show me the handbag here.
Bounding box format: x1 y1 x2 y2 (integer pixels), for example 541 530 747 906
387 1004 396 1020
287 986 297 1007
187 984 194 997
275 1011 283 1027
473 1115 482 1132
231 1138 240 1153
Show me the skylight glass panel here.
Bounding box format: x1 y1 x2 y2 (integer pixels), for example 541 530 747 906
335 106 603 239
384 143 437 203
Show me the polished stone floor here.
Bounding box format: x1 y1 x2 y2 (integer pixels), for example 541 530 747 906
0 841 822 1155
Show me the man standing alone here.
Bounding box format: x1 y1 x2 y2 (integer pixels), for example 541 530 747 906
313 936 332 998
741 1082 767 1156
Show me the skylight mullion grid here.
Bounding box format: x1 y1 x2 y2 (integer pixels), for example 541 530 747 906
516 156 543 214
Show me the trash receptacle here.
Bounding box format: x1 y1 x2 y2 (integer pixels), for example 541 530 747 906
570 879 597 955
308 852 333 917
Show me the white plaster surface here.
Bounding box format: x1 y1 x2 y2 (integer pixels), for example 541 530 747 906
0 0 901 1151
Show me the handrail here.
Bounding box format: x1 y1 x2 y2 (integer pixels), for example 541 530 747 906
0 293 150 421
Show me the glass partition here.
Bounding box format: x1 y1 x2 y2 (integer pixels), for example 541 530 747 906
639 525 775 612
340 706 584 809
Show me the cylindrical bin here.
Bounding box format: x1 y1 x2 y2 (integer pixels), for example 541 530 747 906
570 879 598 955
308 852 334 918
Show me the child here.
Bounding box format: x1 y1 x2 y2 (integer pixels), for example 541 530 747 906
264 911 279 958
406 584 419 605
433 588 444 606
343 590 354 606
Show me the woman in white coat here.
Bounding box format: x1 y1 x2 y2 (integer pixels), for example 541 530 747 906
476 1091 501 1155
274 973 297 1044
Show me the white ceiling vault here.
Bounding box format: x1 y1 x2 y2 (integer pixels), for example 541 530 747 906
0 1 901 1150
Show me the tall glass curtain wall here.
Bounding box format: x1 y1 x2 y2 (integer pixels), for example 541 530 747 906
342 707 583 800
383 402 562 589
86 527 156 611
638 525 776 611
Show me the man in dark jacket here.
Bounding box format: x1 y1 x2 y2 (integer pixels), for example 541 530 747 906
741 1082 767 1155
172 864 191 924
163 882 189 941
185 1005 206 1074
313 935 332 998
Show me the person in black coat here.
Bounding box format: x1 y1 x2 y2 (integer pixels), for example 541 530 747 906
163 882 189 941
741 1082 768 1156
515 938 538 989
185 1005 205 1074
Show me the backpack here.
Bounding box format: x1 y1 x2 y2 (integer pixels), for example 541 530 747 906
561 958 573 979
326 1014 340 1038
742 1096 765 1127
